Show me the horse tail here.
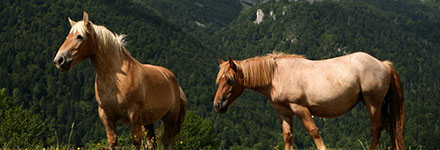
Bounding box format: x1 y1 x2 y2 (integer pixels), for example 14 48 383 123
176 86 187 135
382 61 405 150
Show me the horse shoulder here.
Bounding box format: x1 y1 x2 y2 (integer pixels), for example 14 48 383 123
270 58 307 104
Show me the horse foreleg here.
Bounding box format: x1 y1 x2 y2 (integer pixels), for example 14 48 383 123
290 103 327 150
144 124 157 150
99 107 118 149
129 112 143 150
277 113 294 150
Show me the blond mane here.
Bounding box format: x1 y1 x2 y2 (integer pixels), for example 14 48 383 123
70 21 128 57
216 52 305 87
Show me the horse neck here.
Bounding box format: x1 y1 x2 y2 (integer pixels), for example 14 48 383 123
91 46 138 77
237 58 274 99
238 57 274 88
249 85 273 100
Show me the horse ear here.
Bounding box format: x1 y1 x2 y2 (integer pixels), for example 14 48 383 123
83 11 92 30
228 56 244 79
83 11 89 24
68 17 76 26
228 56 237 72
218 57 224 64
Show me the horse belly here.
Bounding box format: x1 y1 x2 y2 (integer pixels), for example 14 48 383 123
140 85 176 124
307 89 360 118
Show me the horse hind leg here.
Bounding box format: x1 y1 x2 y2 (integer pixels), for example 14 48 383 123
161 110 180 149
161 99 186 149
362 94 385 150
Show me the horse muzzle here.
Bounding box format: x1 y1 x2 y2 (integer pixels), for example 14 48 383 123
214 100 228 114
54 51 73 72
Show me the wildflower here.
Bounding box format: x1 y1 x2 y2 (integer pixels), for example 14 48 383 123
97 143 101 146
144 131 148 135
180 141 183 144
77 147 81 150
43 148 46 150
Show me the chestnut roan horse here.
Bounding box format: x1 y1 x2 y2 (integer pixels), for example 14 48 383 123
54 12 187 150
214 52 404 150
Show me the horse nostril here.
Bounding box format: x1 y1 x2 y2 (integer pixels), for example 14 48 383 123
57 57 64 65
215 102 221 110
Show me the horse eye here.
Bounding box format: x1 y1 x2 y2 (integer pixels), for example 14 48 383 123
77 35 83 40
226 78 233 85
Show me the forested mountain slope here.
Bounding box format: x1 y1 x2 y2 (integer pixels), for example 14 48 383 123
0 0 217 146
207 0 440 149
141 0 242 29
0 0 439 149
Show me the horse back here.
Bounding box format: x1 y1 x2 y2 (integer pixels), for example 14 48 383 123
270 52 390 117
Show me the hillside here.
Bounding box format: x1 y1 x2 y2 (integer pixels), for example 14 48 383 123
0 0 217 146
208 0 440 149
0 0 439 149
141 0 242 28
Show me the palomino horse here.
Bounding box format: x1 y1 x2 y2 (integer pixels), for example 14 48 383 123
214 52 404 150
54 12 187 150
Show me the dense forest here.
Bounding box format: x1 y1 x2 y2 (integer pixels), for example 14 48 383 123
0 0 439 149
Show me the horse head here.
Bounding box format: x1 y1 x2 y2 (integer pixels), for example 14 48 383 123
54 12 97 72
214 57 245 114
